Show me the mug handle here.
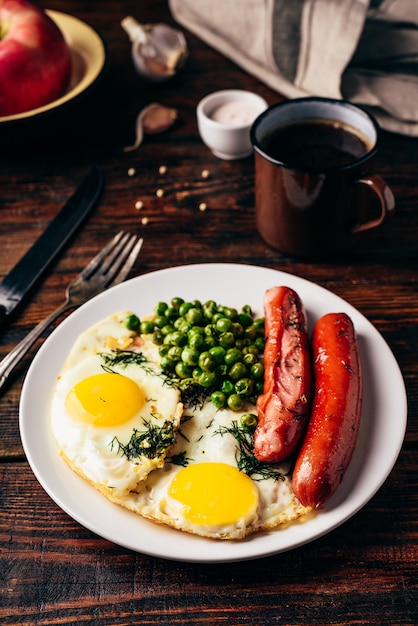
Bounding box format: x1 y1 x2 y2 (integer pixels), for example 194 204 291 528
351 174 395 234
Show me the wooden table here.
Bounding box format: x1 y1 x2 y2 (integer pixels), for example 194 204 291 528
1 1 417 624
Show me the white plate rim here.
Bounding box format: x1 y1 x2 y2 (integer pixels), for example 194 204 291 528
19 263 408 563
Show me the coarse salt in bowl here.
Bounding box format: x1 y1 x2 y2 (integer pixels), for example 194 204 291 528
197 90 268 160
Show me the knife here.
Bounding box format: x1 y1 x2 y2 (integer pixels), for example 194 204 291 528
0 164 103 329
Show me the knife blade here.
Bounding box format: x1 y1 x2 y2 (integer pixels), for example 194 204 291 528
0 164 103 329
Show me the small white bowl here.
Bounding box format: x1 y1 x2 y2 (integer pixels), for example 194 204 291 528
196 89 268 160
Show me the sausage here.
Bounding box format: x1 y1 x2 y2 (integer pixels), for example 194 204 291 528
292 312 362 509
253 286 312 463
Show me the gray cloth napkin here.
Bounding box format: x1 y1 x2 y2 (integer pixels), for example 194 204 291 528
169 0 418 136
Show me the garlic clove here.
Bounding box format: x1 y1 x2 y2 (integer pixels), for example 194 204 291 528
124 103 178 152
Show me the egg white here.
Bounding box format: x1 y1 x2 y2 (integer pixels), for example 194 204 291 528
51 311 183 498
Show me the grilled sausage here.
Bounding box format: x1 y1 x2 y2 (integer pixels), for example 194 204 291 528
292 312 362 509
253 286 312 463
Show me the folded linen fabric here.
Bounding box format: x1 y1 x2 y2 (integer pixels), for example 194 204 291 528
169 0 418 136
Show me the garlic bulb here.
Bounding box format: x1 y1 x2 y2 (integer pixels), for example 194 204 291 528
121 16 188 82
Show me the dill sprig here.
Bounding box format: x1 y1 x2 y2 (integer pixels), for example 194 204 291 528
100 350 177 388
166 451 192 467
100 350 147 368
215 420 285 481
178 380 210 409
110 419 176 460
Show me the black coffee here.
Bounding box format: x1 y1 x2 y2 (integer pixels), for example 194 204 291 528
260 119 372 171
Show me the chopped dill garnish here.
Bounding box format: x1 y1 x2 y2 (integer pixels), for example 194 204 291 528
101 350 147 368
99 350 177 387
166 451 192 467
110 419 176 460
215 420 285 481
178 380 209 409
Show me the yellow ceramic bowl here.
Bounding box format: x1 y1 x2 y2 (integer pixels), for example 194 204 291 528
0 10 107 124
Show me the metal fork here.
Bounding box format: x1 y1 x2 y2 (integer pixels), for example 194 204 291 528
0 231 143 393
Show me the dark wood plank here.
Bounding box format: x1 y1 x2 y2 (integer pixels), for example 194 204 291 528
0 0 417 623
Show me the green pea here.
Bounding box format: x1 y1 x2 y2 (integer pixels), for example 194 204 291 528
241 304 252 316
203 300 217 319
222 307 238 321
204 336 216 350
171 297 184 310
224 348 243 367
255 337 265 351
240 413 258 431
198 351 217 372
215 317 232 333
163 332 175 345
238 312 253 328
181 347 200 366
179 377 195 391
227 393 244 411
216 364 228 377
158 345 170 357
204 324 215 337
197 371 217 388
192 366 203 381
231 322 244 338
219 332 235 349
170 331 187 347
189 333 205 351
175 361 193 379
160 355 176 371
173 317 190 332
211 391 226 409
154 315 167 329
212 312 223 325
243 352 257 367
221 379 234 396
165 306 178 320
140 320 155 335
229 362 247 381
243 344 259 357
179 301 194 316
154 302 168 316
125 313 140 331
235 378 254 395
209 345 226 365
161 324 174 336
254 318 265 332
251 362 264 379
189 325 205 337
168 346 182 361
186 307 203 325
244 325 257 341
152 330 164 345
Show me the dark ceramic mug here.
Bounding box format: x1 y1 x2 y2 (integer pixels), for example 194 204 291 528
250 97 395 258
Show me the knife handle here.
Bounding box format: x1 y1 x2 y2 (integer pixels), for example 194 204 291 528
0 306 7 329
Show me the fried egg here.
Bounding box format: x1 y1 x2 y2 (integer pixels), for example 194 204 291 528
51 311 183 499
114 400 312 540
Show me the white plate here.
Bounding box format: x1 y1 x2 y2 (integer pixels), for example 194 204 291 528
19 264 407 563
0 11 107 124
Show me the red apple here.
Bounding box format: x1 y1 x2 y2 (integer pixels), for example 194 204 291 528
0 0 72 117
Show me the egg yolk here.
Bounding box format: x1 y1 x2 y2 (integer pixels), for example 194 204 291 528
168 462 259 527
65 372 144 426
